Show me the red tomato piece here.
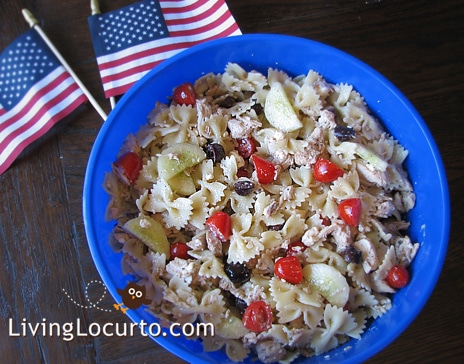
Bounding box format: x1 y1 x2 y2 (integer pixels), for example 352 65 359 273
387 265 410 288
251 154 277 184
274 256 303 284
236 137 257 158
112 151 143 185
313 158 344 183
286 241 307 256
338 198 362 226
242 301 273 332
170 242 191 260
205 211 231 242
172 82 197 106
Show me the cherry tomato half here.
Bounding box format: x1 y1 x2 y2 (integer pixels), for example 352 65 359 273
274 256 303 284
170 242 191 260
205 211 231 242
313 158 344 183
387 265 410 288
251 154 277 184
338 198 362 226
242 300 273 332
112 151 143 185
172 82 197 106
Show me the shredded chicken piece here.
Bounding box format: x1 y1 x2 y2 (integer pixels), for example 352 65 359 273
356 162 387 187
165 258 200 283
206 230 223 256
294 127 325 166
316 109 337 129
354 238 379 273
228 115 262 138
255 339 286 364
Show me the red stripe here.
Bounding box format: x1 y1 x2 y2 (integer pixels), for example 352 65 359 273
0 79 84 152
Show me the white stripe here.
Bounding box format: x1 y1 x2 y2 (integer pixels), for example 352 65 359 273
0 68 78 138
0 87 83 165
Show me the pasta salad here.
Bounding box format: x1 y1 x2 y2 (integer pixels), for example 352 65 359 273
104 63 418 363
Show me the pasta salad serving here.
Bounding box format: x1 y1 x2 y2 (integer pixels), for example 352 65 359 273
104 63 418 363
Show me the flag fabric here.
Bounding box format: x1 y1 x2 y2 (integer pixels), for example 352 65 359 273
0 29 87 175
88 0 241 98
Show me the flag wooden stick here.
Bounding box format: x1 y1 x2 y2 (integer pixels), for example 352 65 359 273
91 0 117 110
22 8 108 121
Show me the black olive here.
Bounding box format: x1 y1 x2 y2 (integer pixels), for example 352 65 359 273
219 96 236 108
341 245 362 264
235 297 248 315
225 261 251 284
204 143 225 164
268 224 284 231
234 180 255 196
251 102 264 115
334 125 356 141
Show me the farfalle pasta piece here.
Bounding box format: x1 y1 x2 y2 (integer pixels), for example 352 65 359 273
197 180 227 206
347 262 371 290
135 156 158 190
280 213 307 243
269 277 322 326
310 304 357 354
228 232 264 264
198 254 228 280
160 104 198 146
307 185 338 218
328 169 360 201
289 165 315 188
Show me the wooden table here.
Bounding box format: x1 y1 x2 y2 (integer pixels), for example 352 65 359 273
1 0 463 363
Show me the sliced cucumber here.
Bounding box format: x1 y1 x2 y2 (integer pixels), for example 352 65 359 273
123 215 170 259
168 172 196 196
303 263 349 307
157 143 206 181
264 81 303 132
216 313 249 339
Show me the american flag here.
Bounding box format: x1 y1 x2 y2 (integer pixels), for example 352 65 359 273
0 29 87 175
88 0 241 98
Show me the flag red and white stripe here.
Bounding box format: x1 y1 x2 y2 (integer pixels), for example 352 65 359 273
89 0 241 98
0 30 86 175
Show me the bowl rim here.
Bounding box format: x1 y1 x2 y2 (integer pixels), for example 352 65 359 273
83 33 450 364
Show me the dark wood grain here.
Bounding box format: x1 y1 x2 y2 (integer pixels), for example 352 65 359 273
1 0 463 363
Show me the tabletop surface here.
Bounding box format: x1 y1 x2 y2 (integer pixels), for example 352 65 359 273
1 0 463 363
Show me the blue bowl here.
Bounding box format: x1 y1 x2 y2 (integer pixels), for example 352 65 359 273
83 34 450 363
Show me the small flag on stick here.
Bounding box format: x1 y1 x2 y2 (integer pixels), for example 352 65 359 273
0 29 87 175
88 0 241 98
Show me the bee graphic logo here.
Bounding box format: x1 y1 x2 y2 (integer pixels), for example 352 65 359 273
113 282 151 314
